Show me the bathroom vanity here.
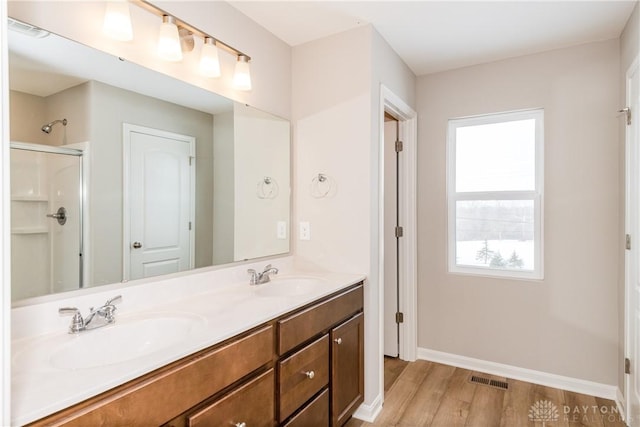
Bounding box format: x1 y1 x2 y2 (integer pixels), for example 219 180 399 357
12 266 364 427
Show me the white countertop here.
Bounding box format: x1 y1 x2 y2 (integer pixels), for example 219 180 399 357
10 258 365 426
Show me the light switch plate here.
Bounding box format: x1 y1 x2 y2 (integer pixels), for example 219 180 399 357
299 221 311 240
277 221 287 239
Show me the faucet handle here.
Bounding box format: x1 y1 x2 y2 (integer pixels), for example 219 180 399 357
248 268 259 285
262 264 272 272
59 307 80 315
105 295 122 306
59 307 84 334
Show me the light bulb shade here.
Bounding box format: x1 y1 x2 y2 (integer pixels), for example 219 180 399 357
157 15 182 61
103 1 133 41
233 55 252 91
200 38 221 78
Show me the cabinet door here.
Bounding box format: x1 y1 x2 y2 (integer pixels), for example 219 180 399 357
330 313 364 427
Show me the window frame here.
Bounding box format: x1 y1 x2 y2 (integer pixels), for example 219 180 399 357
447 109 544 280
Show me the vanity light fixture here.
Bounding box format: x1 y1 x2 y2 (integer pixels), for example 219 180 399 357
200 37 221 78
233 55 252 91
102 0 133 41
157 15 182 62
107 1 253 88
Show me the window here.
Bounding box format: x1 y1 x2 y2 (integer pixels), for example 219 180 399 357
447 109 544 279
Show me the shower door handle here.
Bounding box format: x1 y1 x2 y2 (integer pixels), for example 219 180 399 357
46 207 67 225
132 242 142 249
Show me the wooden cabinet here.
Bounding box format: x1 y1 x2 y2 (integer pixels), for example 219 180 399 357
188 369 275 427
284 389 329 427
29 326 274 427
278 335 329 422
277 285 364 426
278 285 364 354
29 283 364 427
331 313 364 427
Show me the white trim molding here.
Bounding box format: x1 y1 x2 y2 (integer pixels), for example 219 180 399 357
352 393 383 423
379 84 418 363
1 2 11 424
417 347 620 402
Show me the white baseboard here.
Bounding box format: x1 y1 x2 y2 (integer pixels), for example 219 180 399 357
352 393 383 423
616 388 626 422
417 347 620 401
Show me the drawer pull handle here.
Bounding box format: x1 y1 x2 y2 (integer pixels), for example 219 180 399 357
304 370 315 379
234 423 246 427
334 338 342 345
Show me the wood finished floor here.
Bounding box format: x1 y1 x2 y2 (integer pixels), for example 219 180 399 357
345 358 626 427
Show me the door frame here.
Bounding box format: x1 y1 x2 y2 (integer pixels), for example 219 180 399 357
1 4 10 424
625 55 639 424
378 85 418 368
122 123 195 281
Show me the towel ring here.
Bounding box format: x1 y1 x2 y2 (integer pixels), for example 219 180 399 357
257 176 279 199
311 173 334 198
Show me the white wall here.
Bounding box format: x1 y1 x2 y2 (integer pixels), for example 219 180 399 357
233 103 290 261
212 111 235 265
293 24 416 416
9 91 46 144
417 40 621 386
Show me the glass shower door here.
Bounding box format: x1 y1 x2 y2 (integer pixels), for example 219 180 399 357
10 144 83 300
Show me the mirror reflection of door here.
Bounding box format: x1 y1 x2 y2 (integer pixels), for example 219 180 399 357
123 124 195 281
10 143 83 300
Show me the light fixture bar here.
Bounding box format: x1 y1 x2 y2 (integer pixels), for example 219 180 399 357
133 0 251 61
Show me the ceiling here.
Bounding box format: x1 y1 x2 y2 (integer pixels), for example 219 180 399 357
228 1 637 76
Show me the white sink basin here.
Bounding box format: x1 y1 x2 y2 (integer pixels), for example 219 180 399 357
254 276 325 297
13 312 207 371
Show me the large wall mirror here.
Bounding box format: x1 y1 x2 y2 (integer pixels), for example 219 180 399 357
8 18 291 303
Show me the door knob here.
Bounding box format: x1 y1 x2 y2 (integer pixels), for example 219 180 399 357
132 242 142 249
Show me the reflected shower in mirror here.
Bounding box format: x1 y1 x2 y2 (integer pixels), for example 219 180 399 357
8 18 291 303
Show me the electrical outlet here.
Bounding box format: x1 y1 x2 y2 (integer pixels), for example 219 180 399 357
299 221 311 240
277 221 287 239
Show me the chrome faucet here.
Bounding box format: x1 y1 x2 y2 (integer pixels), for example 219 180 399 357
248 264 279 285
59 295 122 334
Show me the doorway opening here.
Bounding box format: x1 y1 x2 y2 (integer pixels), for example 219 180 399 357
379 85 418 402
383 113 400 358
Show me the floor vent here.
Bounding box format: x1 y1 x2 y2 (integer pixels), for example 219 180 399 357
469 375 509 390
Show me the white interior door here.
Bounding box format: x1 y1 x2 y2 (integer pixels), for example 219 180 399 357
626 59 640 426
384 118 399 357
125 125 194 280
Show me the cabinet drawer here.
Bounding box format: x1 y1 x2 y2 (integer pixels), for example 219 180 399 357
30 326 274 426
188 369 275 427
278 285 363 355
283 389 329 427
279 335 329 422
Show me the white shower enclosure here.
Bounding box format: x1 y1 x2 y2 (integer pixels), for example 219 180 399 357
10 142 85 301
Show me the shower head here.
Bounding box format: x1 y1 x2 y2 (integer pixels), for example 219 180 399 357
41 118 67 134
